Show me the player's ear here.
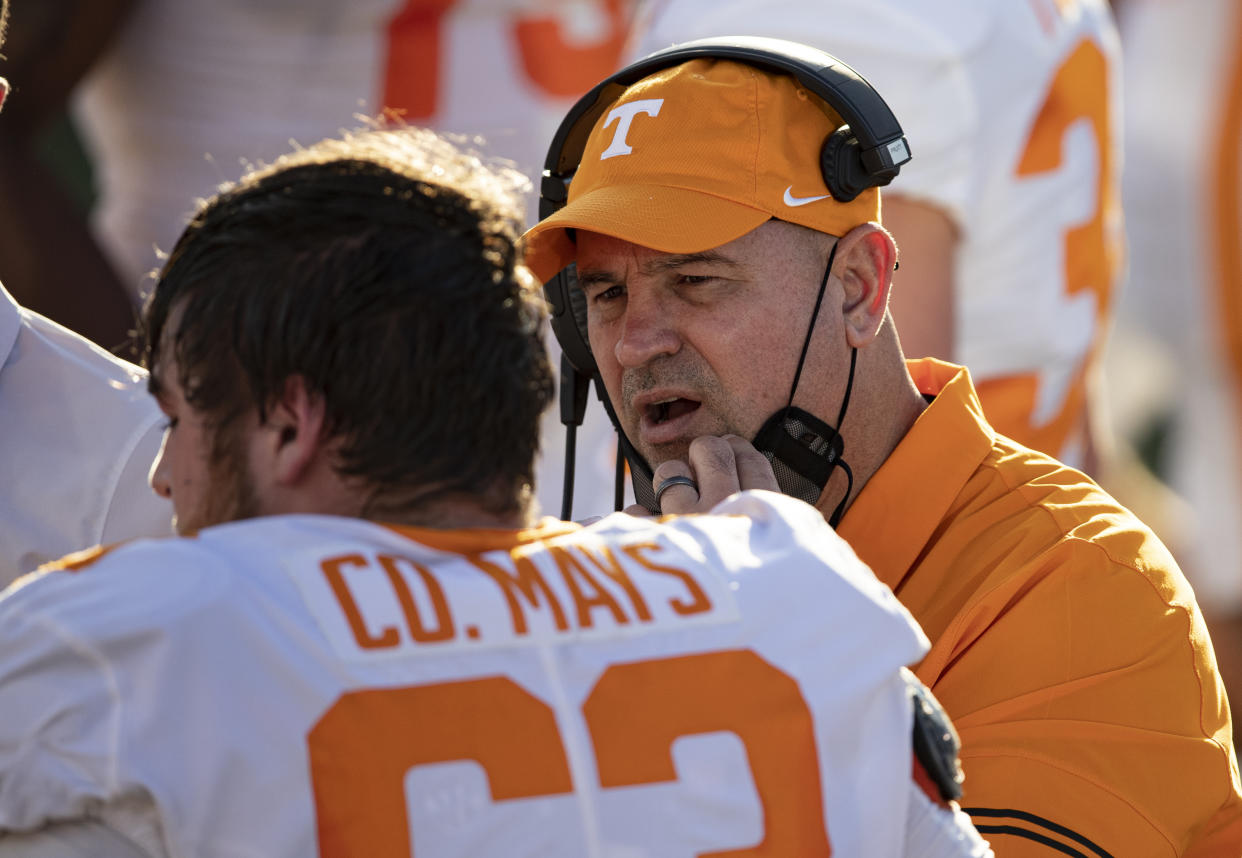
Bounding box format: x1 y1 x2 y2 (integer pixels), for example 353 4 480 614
264 375 328 486
834 223 897 348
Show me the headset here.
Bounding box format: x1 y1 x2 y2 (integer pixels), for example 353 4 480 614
538 36 911 519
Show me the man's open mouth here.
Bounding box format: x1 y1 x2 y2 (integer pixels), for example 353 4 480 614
647 397 700 426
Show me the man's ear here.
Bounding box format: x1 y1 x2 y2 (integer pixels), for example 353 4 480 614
833 223 898 347
263 375 328 486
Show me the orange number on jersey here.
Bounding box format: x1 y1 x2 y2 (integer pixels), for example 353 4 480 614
383 0 630 120
309 677 572 857
383 0 458 121
512 0 632 99
585 651 832 856
307 650 831 856
1018 38 1118 315
979 37 1119 458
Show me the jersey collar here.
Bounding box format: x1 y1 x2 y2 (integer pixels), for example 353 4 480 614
383 517 582 556
836 358 995 591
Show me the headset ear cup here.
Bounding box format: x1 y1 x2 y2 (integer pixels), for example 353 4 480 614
820 125 868 203
545 264 598 378
566 269 594 372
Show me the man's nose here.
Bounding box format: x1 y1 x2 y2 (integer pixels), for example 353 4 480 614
614 290 681 369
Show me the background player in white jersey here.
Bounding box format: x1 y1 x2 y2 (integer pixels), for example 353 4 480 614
67 0 637 519
0 126 989 856
0 0 171 586
73 0 639 291
627 0 1123 473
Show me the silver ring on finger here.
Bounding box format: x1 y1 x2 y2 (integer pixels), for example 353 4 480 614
655 474 699 511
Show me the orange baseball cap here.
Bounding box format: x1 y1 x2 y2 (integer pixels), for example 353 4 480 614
522 57 881 283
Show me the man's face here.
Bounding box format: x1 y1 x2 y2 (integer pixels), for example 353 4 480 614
149 353 260 536
575 220 839 468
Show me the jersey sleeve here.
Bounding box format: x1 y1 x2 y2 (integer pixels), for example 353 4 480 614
99 415 173 546
1 308 173 582
703 489 930 660
0 587 120 832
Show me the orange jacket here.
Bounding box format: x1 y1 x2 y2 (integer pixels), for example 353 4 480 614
837 358 1242 857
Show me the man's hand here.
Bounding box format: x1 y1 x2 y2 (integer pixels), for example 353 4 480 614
626 435 780 516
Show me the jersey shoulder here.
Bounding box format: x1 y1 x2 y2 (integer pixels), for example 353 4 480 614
0 516 378 680
16 304 153 394
587 491 930 661
695 489 917 618
0 535 235 640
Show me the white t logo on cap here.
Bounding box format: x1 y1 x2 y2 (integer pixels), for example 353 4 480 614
599 98 664 160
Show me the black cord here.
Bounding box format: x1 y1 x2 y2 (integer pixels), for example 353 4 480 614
835 346 858 435
560 422 577 521
828 458 854 529
614 444 626 511
786 242 839 409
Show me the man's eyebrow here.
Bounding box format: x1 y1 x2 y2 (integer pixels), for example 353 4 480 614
642 250 737 274
576 269 619 290
577 250 740 287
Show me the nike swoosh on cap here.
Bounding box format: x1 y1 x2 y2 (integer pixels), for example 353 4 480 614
783 186 831 207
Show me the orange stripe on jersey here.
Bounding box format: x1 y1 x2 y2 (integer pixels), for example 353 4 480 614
36 543 122 574
382 518 581 557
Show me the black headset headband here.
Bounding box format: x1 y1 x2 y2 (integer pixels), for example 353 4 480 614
537 36 910 382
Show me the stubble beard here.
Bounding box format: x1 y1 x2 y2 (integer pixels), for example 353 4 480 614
618 360 741 468
175 419 261 536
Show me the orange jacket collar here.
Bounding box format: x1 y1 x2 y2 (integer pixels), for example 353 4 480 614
837 358 995 591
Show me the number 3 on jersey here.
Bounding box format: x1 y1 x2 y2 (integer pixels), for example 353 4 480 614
308 649 833 856
982 36 1119 459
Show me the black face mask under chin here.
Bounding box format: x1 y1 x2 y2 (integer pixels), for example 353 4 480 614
619 389 854 528
751 347 856 528
624 242 857 528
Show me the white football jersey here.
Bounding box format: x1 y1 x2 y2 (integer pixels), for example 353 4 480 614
0 492 986 857
72 0 634 524
629 0 1124 468
0 284 172 586
74 0 638 289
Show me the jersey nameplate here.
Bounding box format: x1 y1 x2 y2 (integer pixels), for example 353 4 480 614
287 533 740 660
